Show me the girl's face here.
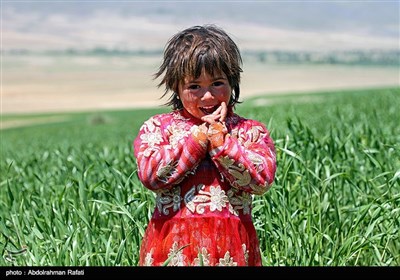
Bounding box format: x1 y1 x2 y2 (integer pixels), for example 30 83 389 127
178 70 232 120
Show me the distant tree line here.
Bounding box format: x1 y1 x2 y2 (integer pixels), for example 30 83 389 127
5 48 399 66
243 49 400 66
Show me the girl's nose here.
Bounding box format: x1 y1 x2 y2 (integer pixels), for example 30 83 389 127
201 89 214 100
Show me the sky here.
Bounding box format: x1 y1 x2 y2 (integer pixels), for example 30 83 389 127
2 0 399 52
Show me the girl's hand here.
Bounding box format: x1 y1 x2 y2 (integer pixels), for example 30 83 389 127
191 123 209 149
201 102 228 124
219 101 228 123
207 121 228 151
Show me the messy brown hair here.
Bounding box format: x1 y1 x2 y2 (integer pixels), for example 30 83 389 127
154 24 243 110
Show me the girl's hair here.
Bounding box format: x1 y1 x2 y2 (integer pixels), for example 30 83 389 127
154 24 243 110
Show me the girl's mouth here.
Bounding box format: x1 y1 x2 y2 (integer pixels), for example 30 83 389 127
200 105 219 115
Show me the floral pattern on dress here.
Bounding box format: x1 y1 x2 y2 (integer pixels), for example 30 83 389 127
156 187 182 215
217 251 237 266
227 188 252 216
193 247 211 266
139 118 163 157
166 122 192 147
145 244 248 266
153 183 254 217
216 154 270 195
217 156 251 186
143 248 154 266
184 184 229 214
242 244 249 265
167 241 188 266
156 159 179 183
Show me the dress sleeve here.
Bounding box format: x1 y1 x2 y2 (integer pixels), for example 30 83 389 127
209 119 277 195
133 114 207 191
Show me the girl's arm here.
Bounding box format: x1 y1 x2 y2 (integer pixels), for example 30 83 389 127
133 114 208 191
208 119 276 195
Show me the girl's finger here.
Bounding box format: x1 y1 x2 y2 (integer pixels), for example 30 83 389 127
201 114 220 124
219 102 227 122
213 106 222 115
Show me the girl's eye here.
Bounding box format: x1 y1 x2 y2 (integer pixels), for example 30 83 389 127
188 85 200 90
213 81 224 87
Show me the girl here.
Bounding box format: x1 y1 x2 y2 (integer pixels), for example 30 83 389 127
133 24 276 266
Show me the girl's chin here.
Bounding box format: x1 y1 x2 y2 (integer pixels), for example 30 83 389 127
187 111 205 120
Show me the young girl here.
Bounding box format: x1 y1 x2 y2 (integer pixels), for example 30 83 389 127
133 24 276 266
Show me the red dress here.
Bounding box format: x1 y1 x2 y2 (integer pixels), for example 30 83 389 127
133 108 276 266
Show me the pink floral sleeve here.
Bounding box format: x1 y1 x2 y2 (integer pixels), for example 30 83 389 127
209 119 276 195
133 113 207 191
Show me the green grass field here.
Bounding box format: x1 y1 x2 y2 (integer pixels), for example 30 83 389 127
1 87 399 266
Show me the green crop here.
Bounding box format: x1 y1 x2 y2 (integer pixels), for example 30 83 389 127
1 87 399 266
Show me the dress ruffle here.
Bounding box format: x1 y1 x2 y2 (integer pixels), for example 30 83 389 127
139 216 262 266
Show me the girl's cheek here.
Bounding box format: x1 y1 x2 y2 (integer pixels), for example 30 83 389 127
181 98 194 109
186 103 198 112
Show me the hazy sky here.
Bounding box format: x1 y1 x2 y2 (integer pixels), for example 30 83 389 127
2 0 399 51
